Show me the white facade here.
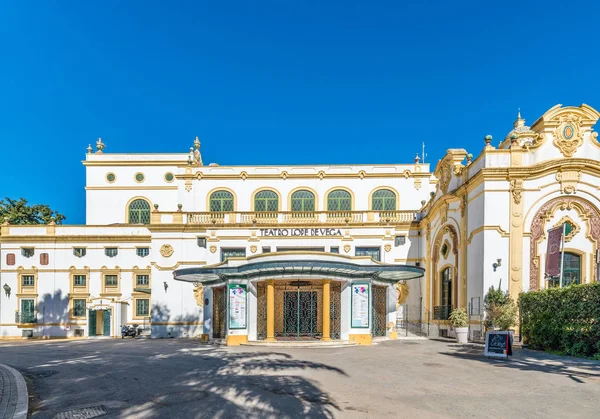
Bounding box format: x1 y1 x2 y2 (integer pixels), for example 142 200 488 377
1 104 599 343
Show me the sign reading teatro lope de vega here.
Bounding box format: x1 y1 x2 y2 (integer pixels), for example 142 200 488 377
259 228 343 237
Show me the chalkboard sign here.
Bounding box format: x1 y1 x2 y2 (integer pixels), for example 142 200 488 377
484 331 513 359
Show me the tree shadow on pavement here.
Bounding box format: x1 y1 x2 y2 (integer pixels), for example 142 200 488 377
16 341 346 418
440 346 600 384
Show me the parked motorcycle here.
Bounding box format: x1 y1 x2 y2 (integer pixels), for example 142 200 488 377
121 324 140 339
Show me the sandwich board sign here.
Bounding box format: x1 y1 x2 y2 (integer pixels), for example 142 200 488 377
484 331 513 359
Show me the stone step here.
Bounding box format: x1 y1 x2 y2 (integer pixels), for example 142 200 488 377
241 340 358 348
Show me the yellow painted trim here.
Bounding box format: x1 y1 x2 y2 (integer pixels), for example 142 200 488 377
0 235 152 243
367 187 399 210
324 186 355 211
348 334 372 345
164 172 175 183
133 172 146 183
287 186 320 211
226 335 249 346
150 261 207 271
265 280 275 342
105 172 116 183
17 266 38 295
250 188 282 211
466 225 509 244
206 187 238 212
322 280 331 341
101 267 121 295
132 265 152 291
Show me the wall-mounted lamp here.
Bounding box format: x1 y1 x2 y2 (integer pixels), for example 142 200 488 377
164 281 169 292
493 258 502 272
3 283 10 298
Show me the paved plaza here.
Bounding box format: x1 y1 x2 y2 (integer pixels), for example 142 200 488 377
1 338 599 418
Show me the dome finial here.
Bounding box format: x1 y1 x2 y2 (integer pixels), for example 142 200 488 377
514 108 525 128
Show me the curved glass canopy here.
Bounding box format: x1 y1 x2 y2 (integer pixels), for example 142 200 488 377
173 257 424 285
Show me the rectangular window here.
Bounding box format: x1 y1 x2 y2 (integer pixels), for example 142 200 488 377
262 246 271 253
21 248 34 258
136 247 150 258
355 247 381 262
22 275 35 287
136 275 150 287
221 248 246 262
73 248 86 258
104 275 118 287
105 248 118 258
20 299 35 323
197 237 207 248
330 246 339 254
73 299 86 317
395 236 406 246
136 299 150 316
73 275 87 287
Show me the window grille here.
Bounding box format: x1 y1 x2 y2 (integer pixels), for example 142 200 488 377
73 299 86 317
355 247 381 261
73 275 87 287
73 248 86 258
136 248 150 257
254 190 279 212
105 248 118 258
395 236 406 246
105 275 118 287
221 248 246 262
291 190 315 212
197 237 207 248
327 190 352 211
136 275 150 287
22 275 35 287
136 299 150 316
209 191 234 212
128 199 151 224
372 189 397 211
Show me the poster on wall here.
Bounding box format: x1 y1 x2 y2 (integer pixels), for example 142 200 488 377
228 284 247 330
351 283 370 328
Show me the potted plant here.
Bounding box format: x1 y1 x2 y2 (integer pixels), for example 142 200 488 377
449 307 469 344
484 284 517 332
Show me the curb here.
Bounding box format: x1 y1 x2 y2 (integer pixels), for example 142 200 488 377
0 364 29 419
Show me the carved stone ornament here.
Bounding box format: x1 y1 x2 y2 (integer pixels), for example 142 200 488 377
384 244 392 252
160 244 174 258
250 245 257 254
210 245 217 254
553 113 584 157
556 170 581 195
396 281 409 306
343 244 351 253
193 283 204 307
510 179 523 205
438 161 452 194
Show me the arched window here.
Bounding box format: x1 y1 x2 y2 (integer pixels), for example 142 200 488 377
128 199 151 224
327 190 352 211
372 189 397 211
254 190 279 212
209 190 234 212
291 190 315 212
549 252 581 287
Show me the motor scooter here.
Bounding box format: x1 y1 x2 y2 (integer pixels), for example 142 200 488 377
121 324 140 339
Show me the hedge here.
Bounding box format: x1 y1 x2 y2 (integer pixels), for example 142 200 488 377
519 282 600 358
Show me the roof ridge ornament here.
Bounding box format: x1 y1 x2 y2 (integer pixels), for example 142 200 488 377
189 136 203 166
95 138 105 154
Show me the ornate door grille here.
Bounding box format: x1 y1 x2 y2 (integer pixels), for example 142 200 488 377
257 282 267 340
372 285 387 337
212 287 226 339
330 282 341 339
103 309 111 336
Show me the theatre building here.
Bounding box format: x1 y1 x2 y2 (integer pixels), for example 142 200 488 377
0 104 599 344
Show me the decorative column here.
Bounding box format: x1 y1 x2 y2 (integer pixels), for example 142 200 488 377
265 280 276 342
322 280 331 341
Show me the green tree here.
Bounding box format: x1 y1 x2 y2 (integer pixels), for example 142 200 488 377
0 198 66 225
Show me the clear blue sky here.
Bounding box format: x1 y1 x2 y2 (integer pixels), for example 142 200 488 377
1 1 598 224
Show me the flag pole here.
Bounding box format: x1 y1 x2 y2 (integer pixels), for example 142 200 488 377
559 223 566 288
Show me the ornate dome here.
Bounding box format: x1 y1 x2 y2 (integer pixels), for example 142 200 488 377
501 111 537 148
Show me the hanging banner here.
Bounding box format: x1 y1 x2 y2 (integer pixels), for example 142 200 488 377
351 283 370 328
228 284 247 330
545 226 563 278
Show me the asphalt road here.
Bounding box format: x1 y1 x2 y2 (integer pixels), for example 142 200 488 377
1 338 599 418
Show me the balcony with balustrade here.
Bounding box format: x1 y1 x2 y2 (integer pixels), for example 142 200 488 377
151 209 420 227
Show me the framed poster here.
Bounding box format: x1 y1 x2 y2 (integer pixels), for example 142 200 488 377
484 331 513 359
351 283 370 328
228 284 247 330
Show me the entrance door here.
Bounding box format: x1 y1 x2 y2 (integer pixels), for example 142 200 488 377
89 310 96 336
372 285 387 337
283 291 318 339
103 309 112 336
212 287 226 339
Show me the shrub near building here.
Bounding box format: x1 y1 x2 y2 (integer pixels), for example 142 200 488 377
519 283 600 358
